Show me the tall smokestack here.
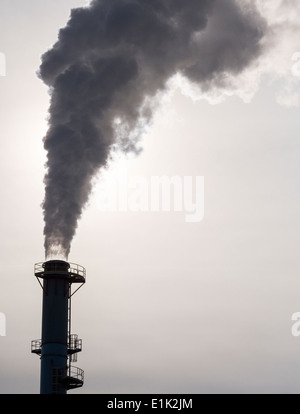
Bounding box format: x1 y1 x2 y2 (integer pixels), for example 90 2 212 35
31 260 86 394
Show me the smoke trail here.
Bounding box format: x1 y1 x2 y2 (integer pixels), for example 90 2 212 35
39 0 266 259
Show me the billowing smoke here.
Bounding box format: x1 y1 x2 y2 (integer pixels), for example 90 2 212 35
39 0 266 259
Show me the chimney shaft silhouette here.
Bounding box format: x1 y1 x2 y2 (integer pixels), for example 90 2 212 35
31 260 86 394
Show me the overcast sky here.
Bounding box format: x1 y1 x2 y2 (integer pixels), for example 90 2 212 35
1 0 300 394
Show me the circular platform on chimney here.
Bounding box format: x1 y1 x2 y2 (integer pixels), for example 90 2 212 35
34 260 86 284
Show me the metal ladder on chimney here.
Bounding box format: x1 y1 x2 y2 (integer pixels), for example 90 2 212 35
67 285 72 376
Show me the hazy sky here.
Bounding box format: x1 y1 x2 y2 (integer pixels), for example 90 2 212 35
1 0 300 394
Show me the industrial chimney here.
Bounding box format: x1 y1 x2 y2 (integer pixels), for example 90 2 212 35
31 260 86 394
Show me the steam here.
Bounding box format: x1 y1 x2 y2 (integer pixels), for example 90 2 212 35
39 0 266 259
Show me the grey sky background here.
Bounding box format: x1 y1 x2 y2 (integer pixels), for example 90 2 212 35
1 0 300 393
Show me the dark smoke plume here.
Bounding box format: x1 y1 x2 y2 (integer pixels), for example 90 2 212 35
39 0 266 259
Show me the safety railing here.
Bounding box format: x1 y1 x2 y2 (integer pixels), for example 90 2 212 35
68 366 84 382
68 334 82 353
34 262 86 284
63 366 84 389
31 339 42 355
